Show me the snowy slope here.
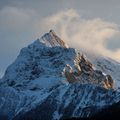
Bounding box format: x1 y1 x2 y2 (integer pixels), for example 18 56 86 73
13 84 120 120
0 30 120 120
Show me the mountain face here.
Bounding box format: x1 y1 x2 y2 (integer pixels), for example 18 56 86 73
94 58 120 90
0 30 120 120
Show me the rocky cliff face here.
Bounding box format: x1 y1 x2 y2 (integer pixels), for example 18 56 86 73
86 53 120 91
0 30 119 120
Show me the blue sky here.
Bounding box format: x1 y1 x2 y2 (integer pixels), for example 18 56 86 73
0 0 120 77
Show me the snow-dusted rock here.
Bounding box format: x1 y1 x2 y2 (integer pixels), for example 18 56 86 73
87 53 120 91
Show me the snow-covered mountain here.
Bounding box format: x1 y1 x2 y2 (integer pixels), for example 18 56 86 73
0 30 120 120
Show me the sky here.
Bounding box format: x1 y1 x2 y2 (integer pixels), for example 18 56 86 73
0 0 120 77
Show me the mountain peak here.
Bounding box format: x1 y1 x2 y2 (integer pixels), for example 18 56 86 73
39 30 68 48
49 29 56 35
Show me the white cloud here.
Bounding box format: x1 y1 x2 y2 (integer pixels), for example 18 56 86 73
36 9 120 62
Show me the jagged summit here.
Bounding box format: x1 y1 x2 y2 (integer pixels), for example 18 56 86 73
39 30 68 48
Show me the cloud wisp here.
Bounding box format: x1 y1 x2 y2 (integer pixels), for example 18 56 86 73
37 9 120 61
